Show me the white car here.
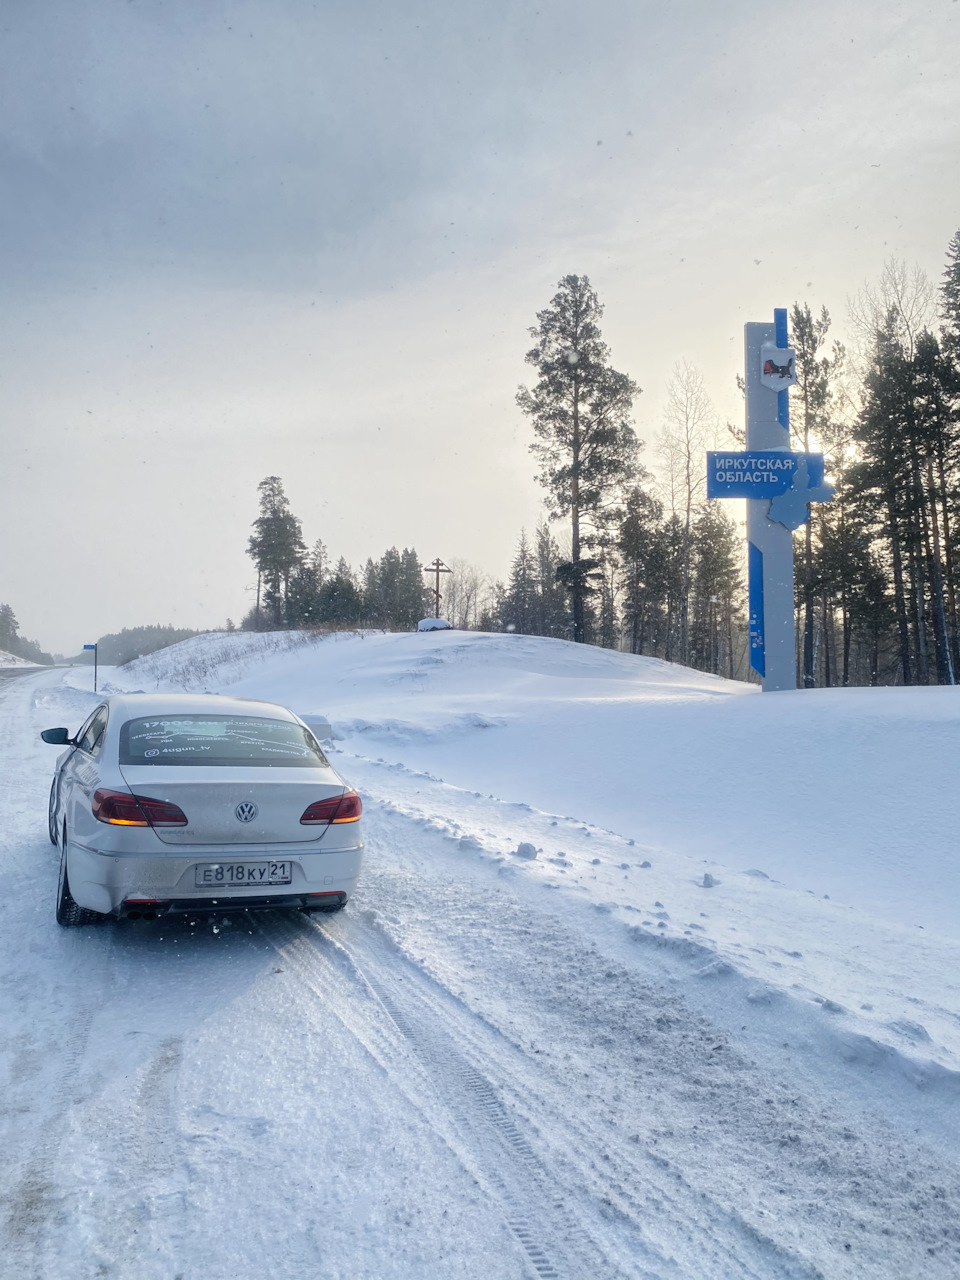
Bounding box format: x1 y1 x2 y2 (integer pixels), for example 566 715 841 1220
42 693 362 925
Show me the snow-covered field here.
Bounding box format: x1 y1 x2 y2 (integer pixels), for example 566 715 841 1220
4 633 960 1279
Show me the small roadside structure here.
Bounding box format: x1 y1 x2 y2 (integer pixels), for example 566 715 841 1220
299 714 333 741
417 618 453 633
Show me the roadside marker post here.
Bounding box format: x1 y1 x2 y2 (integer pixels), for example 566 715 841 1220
83 644 98 693
709 309 835 692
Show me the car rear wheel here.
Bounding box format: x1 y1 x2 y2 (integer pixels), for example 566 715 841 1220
56 827 106 927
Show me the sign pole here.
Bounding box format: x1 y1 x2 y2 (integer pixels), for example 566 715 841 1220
745 311 796 692
83 643 98 693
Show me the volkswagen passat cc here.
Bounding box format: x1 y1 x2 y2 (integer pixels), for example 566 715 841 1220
42 693 362 925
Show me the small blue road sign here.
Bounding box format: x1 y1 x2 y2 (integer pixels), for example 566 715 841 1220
83 644 96 650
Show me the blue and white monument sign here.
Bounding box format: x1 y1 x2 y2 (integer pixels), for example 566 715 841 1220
708 309 835 691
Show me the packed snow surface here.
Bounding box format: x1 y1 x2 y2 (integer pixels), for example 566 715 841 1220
4 632 960 1279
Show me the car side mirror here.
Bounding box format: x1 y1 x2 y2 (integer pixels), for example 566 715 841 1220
41 727 71 745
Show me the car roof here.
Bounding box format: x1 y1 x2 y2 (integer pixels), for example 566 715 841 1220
100 692 299 724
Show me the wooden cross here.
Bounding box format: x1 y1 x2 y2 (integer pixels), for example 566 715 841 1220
422 558 452 618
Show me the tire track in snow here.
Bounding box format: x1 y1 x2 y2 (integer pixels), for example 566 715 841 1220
259 912 612 1280
335 912 820 1280
260 909 818 1280
0 670 104 1278
345 954 594 1280
1 1007 94 1279
85 1033 190 1271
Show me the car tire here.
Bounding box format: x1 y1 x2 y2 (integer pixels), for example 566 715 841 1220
48 779 60 846
55 827 105 927
301 897 347 915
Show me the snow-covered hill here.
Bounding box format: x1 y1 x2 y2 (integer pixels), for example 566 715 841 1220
0 648 40 667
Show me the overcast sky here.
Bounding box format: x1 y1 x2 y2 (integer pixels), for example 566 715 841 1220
2 0 958 653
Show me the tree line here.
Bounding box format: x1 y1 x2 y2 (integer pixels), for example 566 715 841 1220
789 238 960 686
67 625 200 667
244 475 431 631
0 604 53 665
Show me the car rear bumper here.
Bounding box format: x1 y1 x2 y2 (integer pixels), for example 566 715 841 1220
66 839 363 915
119 891 347 920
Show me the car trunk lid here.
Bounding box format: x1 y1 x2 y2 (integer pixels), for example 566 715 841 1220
117 765 347 846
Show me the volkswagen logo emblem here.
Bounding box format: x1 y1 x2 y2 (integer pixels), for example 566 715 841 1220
235 801 258 823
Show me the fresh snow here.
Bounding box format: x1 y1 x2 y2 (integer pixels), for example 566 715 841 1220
4 632 960 1279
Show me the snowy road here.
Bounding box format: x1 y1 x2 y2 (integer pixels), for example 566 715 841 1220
3 661 960 1279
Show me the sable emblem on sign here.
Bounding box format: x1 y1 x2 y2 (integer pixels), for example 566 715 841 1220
759 342 797 391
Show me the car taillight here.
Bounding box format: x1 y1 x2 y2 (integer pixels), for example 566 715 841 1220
93 789 147 825
92 788 188 827
300 790 362 825
137 795 189 826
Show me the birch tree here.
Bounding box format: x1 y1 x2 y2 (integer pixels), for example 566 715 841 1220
656 362 717 662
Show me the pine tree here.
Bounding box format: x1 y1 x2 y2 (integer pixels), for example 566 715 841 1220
398 548 428 629
517 275 641 643
619 487 665 656
853 325 917 682
688 505 741 676
0 604 52 663
366 547 427 629
482 581 508 632
246 477 306 628
847 551 895 684
361 559 380 625
0 604 18 652
790 303 841 688
533 523 569 638
317 558 362 625
853 318 958 684
940 228 960 354
286 538 329 628
596 557 619 649
503 530 537 634
376 548 402 626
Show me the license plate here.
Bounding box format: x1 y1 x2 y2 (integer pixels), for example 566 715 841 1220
194 861 292 888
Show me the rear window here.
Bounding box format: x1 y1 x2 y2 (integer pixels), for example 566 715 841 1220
120 715 328 768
